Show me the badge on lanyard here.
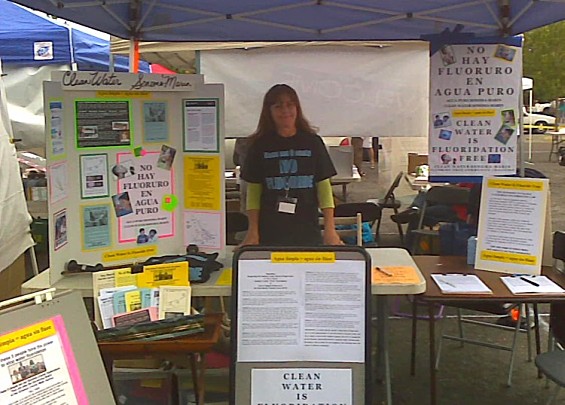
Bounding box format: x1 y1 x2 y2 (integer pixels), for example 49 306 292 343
277 180 297 214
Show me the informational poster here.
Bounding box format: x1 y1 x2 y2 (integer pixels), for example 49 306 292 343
183 210 222 250
429 42 522 176
475 177 549 275
48 161 68 204
49 100 65 157
183 99 219 152
184 155 221 210
79 154 109 198
81 205 111 250
237 255 365 363
116 151 174 243
53 209 68 251
143 101 169 142
251 368 352 405
75 100 131 148
0 316 87 405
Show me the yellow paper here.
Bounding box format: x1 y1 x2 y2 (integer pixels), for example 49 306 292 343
124 290 142 312
184 155 221 210
102 245 157 262
372 266 421 284
271 252 336 263
96 91 151 99
137 262 190 288
215 268 232 286
480 250 538 266
115 268 137 287
0 320 55 354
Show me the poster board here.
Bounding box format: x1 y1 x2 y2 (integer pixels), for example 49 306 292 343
0 290 114 404
231 246 371 405
428 39 522 179
475 176 549 275
43 72 225 286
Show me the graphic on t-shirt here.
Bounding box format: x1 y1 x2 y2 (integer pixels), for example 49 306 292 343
264 149 315 191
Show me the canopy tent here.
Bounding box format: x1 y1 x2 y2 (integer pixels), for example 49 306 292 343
9 1 565 42
0 0 149 72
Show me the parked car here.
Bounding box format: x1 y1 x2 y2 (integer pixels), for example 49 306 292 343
523 109 555 134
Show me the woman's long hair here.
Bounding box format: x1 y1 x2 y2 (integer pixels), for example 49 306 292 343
249 84 317 141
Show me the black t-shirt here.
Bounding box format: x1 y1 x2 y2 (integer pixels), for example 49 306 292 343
241 131 337 246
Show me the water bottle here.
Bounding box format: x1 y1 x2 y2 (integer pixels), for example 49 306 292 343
467 236 477 266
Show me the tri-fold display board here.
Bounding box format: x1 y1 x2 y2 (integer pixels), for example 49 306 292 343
231 247 372 405
43 72 225 286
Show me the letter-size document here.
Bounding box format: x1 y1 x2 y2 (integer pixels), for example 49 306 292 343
431 274 492 294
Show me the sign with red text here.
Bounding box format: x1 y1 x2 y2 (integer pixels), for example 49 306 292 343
251 368 351 405
116 151 174 243
429 43 521 176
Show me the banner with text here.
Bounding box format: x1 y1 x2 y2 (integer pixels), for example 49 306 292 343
429 42 522 176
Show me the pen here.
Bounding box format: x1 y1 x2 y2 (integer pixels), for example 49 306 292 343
375 267 393 277
520 276 540 287
442 280 456 288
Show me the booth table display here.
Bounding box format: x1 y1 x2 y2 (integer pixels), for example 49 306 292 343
413 255 565 405
22 247 425 405
98 313 222 405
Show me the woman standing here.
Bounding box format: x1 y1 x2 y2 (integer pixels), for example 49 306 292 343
240 84 343 246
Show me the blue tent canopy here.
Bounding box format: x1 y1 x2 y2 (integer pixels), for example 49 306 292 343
9 0 565 42
0 0 149 71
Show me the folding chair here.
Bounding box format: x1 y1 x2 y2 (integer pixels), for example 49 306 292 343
370 171 404 242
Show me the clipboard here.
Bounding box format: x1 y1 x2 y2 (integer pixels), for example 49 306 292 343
0 289 115 404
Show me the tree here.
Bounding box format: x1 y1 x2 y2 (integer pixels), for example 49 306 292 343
523 21 565 102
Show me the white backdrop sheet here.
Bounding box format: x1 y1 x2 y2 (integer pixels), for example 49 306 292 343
200 43 429 137
0 61 34 272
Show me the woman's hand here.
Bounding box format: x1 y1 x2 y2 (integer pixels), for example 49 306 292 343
323 229 345 246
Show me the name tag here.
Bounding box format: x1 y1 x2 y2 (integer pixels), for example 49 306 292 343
277 197 298 214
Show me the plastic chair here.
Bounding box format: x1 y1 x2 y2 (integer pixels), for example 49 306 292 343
371 171 404 242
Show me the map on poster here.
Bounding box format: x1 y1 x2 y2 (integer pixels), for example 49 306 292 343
183 211 222 250
116 151 174 243
0 316 87 405
429 42 521 176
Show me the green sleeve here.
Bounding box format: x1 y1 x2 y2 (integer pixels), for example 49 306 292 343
316 178 334 209
246 182 262 211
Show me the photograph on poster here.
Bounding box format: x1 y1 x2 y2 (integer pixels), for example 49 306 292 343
8 354 47 384
143 101 169 142
54 209 68 250
111 161 135 179
76 100 131 148
136 228 158 244
157 145 176 171
440 45 456 66
488 154 502 163
501 109 516 127
80 154 109 198
82 205 111 250
433 112 452 128
112 192 134 217
440 153 453 164
494 44 517 62
494 125 514 145
438 129 453 140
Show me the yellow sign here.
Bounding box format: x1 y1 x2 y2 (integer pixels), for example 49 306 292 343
371 266 421 284
137 262 190 288
0 320 55 354
184 155 221 211
115 268 137 287
215 268 232 286
96 91 151 99
452 109 496 117
271 252 336 263
103 246 157 262
487 178 544 191
480 250 538 266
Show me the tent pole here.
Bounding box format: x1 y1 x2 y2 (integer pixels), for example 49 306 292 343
128 37 139 73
